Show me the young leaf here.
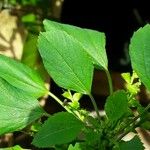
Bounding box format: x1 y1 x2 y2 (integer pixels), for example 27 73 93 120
0 78 45 135
121 73 131 84
73 93 82 101
129 24 150 91
0 54 48 98
32 112 84 148
62 91 73 101
38 30 94 94
43 19 108 70
21 13 36 23
0 145 24 150
118 135 144 150
68 143 81 150
104 90 128 122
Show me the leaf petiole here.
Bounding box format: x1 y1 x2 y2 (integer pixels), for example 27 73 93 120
48 92 71 113
89 94 101 121
105 70 113 95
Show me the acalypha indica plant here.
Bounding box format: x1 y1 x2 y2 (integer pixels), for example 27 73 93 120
0 20 150 150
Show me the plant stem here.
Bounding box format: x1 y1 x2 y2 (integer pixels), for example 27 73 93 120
43 113 51 117
89 94 101 121
48 92 71 112
117 103 150 141
48 92 87 121
105 70 113 95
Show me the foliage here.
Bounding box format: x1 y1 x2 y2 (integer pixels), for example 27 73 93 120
104 90 128 122
0 78 45 135
0 145 24 150
0 0 52 79
32 112 84 147
115 136 145 150
0 55 48 98
0 20 150 149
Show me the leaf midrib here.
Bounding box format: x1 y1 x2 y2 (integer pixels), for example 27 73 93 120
49 24 107 69
35 124 82 141
42 35 91 94
0 72 46 93
0 103 43 113
0 59 44 90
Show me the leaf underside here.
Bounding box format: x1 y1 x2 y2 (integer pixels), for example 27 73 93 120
0 78 45 135
0 54 48 98
44 19 108 70
38 30 94 94
129 24 150 91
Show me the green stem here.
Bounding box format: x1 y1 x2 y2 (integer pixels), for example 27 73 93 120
117 103 150 141
105 70 113 95
48 92 71 112
43 113 51 117
89 94 101 121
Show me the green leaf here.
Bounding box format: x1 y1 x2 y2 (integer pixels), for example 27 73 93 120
0 54 48 98
68 143 81 150
22 33 39 68
32 112 84 148
21 33 48 81
43 19 108 70
140 121 150 130
9 0 17 5
0 78 45 135
126 83 141 95
38 30 94 94
129 24 150 91
104 90 128 122
73 93 82 101
22 0 37 5
62 91 73 101
31 122 42 132
69 100 80 110
21 13 36 23
84 128 100 147
118 135 144 150
121 73 131 84
62 91 82 102
0 145 24 150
